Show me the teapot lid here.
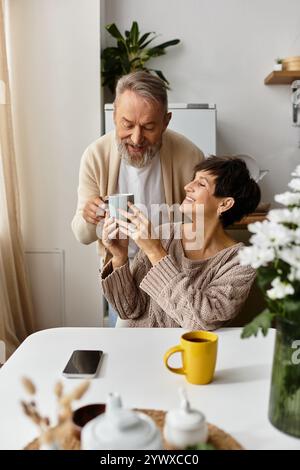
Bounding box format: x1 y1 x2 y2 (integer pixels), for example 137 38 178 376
165 388 206 431
82 393 160 450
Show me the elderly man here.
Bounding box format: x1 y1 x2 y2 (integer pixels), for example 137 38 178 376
72 71 204 325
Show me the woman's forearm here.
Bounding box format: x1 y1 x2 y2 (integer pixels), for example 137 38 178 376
112 255 128 270
146 246 167 266
101 258 148 320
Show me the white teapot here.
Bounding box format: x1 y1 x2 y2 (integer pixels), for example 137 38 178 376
81 393 163 450
163 388 208 449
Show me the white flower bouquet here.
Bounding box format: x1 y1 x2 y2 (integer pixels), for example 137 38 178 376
239 165 300 338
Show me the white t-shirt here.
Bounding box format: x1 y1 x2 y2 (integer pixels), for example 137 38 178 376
117 153 167 258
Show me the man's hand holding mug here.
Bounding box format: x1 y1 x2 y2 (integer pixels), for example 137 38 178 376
83 196 107 225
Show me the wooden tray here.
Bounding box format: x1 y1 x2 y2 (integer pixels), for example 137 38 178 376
25 408 243 450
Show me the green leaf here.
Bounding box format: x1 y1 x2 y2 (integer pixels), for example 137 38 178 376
130 21 139 46
116 39 128 55
144 40 180 59
138 32 153 46
119 53 131 74
283 299 300 317
144 47 166 59
105 23 125 42
101 47 121 59
139 35 158 49
130 56 143 69
257 266 277 291
153 39 181 49
151 69 169 84
140 33 158 49
241 309 275 338
186 442 216 450
102 74 119 94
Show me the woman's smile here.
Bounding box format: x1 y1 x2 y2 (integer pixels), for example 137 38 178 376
184 195 195 203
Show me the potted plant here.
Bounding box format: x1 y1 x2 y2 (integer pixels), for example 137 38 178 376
101 21 180 94
273 58 283 71
239 165 300 438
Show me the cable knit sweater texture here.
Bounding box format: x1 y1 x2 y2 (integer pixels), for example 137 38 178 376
101 225 256 329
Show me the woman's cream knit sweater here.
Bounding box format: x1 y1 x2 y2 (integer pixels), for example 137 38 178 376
101 225 256 329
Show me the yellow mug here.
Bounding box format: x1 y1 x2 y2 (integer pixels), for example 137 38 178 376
164 331 218 385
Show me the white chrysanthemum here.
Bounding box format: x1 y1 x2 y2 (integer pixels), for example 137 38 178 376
268 208 300 226
288 178 300 192
278 245 300 267
275 191 300 207
248 220 294 248
241 164 300 305
248 220 266 234
294 227 300 242
267 277 295 300
288 266 300 282
238 245 275 269
291 165 300 177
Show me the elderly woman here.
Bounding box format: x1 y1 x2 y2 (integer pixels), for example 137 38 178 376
101 156 261 329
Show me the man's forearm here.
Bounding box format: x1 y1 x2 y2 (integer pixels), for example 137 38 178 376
71 213 98 244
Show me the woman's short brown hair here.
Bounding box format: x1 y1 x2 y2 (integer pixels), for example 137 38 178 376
194 156 261 227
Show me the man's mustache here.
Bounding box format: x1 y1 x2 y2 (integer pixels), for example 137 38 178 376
122 139 148 148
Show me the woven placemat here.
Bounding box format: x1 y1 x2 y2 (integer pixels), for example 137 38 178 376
25 408 243 450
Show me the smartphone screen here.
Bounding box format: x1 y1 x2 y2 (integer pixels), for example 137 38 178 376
62 350 103 377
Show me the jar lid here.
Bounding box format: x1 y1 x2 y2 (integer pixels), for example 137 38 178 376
82 393 160 450
166 407 206 431
165 388 206 431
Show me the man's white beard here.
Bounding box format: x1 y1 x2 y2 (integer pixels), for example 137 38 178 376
117 138 161 169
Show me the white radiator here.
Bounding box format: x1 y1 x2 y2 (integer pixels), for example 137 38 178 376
25 250 65 330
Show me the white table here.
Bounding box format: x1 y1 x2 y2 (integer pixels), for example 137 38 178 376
0 327 299 450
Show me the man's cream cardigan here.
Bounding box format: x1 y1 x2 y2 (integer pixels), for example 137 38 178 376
71 129 204 254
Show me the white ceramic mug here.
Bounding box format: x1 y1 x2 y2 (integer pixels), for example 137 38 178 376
108 193 134 221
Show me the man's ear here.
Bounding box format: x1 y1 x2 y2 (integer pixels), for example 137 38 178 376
164 111 172 129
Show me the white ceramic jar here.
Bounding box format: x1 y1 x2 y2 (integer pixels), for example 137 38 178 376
163 388 208 449
81 393 163 450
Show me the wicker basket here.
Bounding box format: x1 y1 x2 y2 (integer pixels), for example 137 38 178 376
25 408 244 450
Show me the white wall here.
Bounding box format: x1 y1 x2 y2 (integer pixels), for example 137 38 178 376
7 0 104 327
104 0 300 202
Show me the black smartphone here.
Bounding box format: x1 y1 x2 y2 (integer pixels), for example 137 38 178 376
62 350 103 378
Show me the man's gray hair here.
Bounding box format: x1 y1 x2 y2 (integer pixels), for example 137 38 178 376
115 71 168 114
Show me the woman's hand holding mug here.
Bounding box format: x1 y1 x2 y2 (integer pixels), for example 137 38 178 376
102 213 129 269
117 203 167 266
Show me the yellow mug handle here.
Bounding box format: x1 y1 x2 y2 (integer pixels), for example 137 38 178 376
164 345 185 375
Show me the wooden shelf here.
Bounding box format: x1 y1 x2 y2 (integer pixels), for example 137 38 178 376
229 213 267 230
264 70 300 85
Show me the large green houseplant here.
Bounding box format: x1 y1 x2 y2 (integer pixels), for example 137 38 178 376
239 165 300 438
101 21 180 93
